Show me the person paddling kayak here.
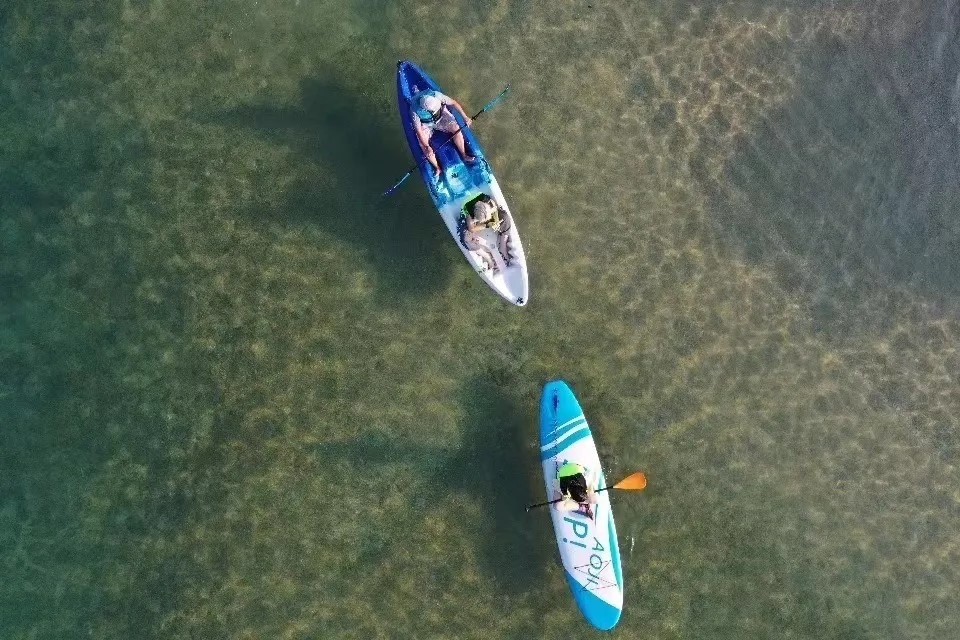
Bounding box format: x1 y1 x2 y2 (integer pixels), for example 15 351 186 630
411 90 476 178
556 461 598 518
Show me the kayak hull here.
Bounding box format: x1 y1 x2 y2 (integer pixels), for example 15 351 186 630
395 60 529 306
539 380 624 630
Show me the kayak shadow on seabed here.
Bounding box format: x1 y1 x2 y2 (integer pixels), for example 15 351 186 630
313 373 552 596
202 65 455 304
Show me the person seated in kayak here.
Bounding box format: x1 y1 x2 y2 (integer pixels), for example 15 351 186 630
464 195 514 272
412 91 475 178
556 462 598 517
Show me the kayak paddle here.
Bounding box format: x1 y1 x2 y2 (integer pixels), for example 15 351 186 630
525 471 648 512
382 85 511 197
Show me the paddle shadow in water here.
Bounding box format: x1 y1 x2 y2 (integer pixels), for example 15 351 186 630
208 65 454 304
697 4 960 338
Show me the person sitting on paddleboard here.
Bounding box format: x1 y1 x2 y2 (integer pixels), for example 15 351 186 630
411 91 475 178
464 195 514 272
556 462 598 518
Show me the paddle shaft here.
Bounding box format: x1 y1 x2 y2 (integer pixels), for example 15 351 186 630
525 485 614 512
382 86 510 196
426 105 486 157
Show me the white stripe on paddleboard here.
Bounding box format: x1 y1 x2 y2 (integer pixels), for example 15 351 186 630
543 415 585 442
540 418 587 452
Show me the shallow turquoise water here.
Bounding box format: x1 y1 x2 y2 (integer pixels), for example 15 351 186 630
3 0 960 638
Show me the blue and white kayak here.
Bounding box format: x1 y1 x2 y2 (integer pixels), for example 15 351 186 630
396 60 529 306
539 380 624 630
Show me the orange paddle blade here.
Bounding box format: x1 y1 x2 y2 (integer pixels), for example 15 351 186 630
613 471 647 490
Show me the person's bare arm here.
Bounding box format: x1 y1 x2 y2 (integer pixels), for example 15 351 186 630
414 122 440 170
414 121 430 151
448 98 472 126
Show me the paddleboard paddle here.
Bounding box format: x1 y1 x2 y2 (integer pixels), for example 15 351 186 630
525 471 647 512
